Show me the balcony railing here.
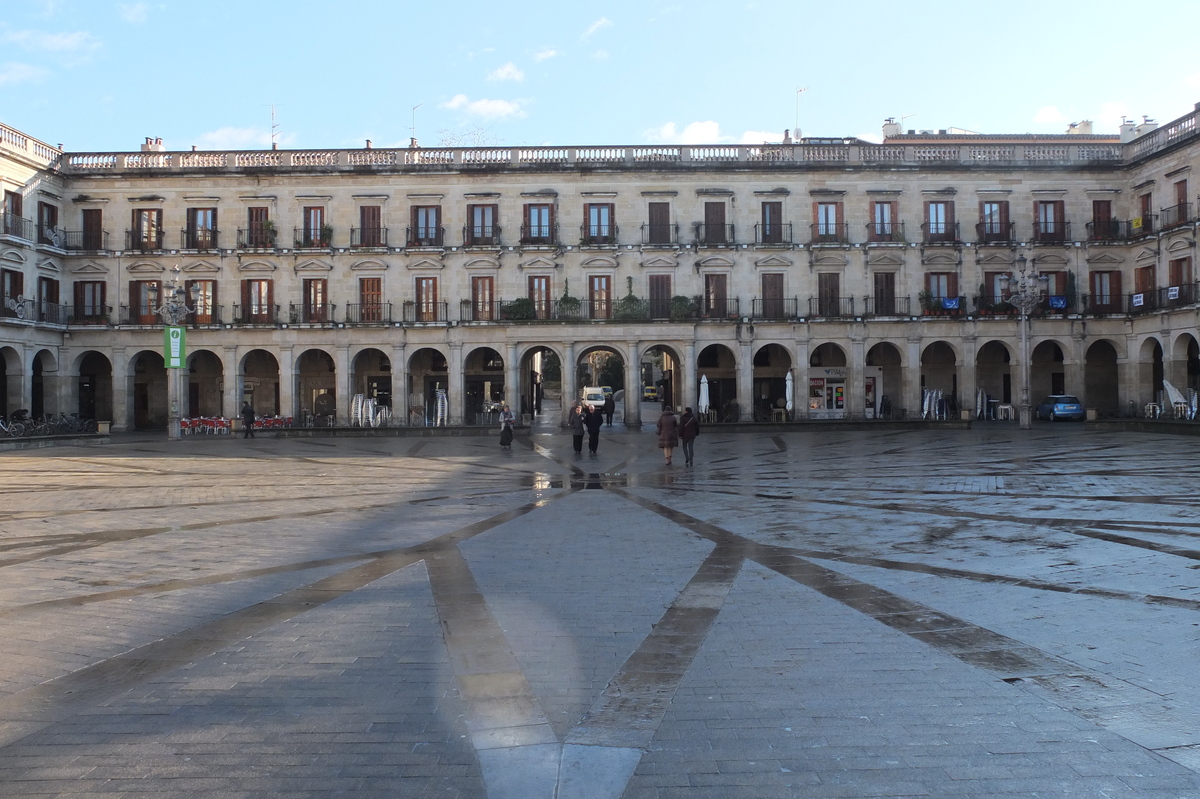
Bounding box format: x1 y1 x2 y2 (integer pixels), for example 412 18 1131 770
237 227 277 249
750 297 799 319
1032 220 1070 244
189 306 223 326
1127 290 1160 315
641 223 678 246
232 304 282 325
1159 283 1197 309
519 224 557 246
181 228 219 250
403 300 449 323
37 226 66 248
460 299 496 322
863 295 911 317
975 296 1019 315
63 230 109 251
125 228 164 251
1130 214 1156 237
69 304 112 325
754 223 793 245
117 305 158 325
975 221 1015 244
580 224 618 246
346 302 392 324
1 213 34 240
1160 202 1193 229
694 223 735 246
289 303 336 324
351 227 388 248
808 296 855 317
809 223 849 245
1086 219 1130 242
407 226 444 247
921 222 960 244
866 222 905 243
464 225 501 247
293 228 332 248
919 295 967 316
700 297 739 319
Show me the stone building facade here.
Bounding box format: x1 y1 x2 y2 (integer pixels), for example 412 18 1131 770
1 107 1198 431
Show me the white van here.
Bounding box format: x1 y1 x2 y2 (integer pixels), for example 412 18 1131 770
581 386 606 407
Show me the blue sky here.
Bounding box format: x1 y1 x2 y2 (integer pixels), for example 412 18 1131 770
3 0 1198 152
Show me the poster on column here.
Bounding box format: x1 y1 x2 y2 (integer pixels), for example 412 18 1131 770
164 326 186 368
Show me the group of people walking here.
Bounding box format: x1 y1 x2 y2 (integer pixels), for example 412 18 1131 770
654 406 700 466
569 403 605 455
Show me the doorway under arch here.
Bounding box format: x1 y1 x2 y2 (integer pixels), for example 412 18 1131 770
697 343 737 421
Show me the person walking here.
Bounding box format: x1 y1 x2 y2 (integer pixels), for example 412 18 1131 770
602 392 615 427
240 401 256 439
498 403 515 448
584 403 603 455
569 403 585 455
679 406 700 466
656 406 679 465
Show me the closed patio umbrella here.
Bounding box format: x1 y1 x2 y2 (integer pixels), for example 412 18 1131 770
699 375 710 414
785 371 794 413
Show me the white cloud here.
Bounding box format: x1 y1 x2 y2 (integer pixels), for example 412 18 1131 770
591 49 609 60
441 94 525 119
738 130 785 144
645 121 726 145
1033 105 1067 125
1095 101 1132 133
487 62 524 82
194 126 277 150
1 29 100 55
118 3 150 23
582 17 612 39
0 62 48 85
534 48 558 61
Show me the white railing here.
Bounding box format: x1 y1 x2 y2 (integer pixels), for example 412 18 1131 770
292 151 338 167
913 146 960 161
348 150 398 166
516 147 569 163
690 146 739 161
633 147 681 162
461 148 510 164
1024 146 1067 161
860 146 904 162
970 146 1015 161
576 147 625 162
0 122 61 166
180 152 228 168
802 145 849 161
235 151 284 167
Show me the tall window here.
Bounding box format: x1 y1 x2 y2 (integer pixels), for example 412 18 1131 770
246 207 271 248
360 277 383 322
131 208 163 250
818 272 840 317
1090 200 1114 240
873 272 896 315
1090 270 1121 312
358 205 382 247
186 279 216 324
979 201 1009 242
648 274 671 319
302 206 326 247
1134 192 1153 235
926 272 958 300
869 201 896 242
81 208 104 251
410 206 441 246
647 201 671 244
1169 257 1193 305
704 273 728 317
984 271 1008 304
1167 179 1190 227
1034 200 1065 242
303 278 328 323
471 276 494 321
415 276 438 322
813 202 842 242
129 279 159 324
761 273 784 318
528 275 551 319
523 204 554 244
760 201 783 244
924 201 954 243
37 202 60 246
701 202 727 245
589 274 611 319
37 276 58 322
585 203 614 244
243 278 273 323
3 190 22 237
74 280 106 321
186 207 217 249
468 204 498 245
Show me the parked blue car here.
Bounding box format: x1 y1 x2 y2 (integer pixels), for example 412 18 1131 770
1035 394 1085 421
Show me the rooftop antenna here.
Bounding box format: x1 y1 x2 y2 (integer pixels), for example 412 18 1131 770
411 103 422 144
267 104 280 149
900 112 916 131
794 87 808 139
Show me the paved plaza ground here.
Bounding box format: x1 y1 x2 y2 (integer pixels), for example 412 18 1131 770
1 418 1200 798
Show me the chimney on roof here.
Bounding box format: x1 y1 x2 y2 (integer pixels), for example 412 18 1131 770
882 117 902 138
1135 116 1158 138
141 137 165 152
1119 117 1138 143
409 137 419 148
1066 120 1093 135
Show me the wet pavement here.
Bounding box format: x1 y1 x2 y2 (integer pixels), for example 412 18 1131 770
0 422 1199 797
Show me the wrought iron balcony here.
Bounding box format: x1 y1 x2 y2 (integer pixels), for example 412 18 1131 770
1086 219 1130 242
863 295 910 317
750 297 799 319
640 223 678 246
974 295 1019 315
0 213 34 240
700 297 739 319
1031 220 1070 244
919 295 967 316
237 227 277 249
693 223 735 247
37 226 66 248
293 227 333 248
63 230 109 251
350 227 388 248
920 222 959 244
580 224 618 246
1159 283 1197 309
232 304 282 325
974 221 1014 244
463 225 501 247
181 228 219 250
459 299 496 322
1130 214 1156 237
69 304 112 325
125 228 164 251
403 300 449 323
754 223 793 245
808 296 855 318
519 224 557 246
346 302 392 324
289 303 336 324
809 223 849 245
1160 202 1193 229
1126 290 1160 315
1079 294 1122 315
866 221 905 243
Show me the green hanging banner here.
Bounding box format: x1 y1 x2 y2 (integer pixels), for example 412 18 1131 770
164 326 186 368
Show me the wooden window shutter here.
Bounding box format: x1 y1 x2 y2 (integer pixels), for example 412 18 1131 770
948 273 958 298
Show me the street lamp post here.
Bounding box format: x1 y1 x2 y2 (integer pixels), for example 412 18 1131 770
149 267 200 440
1001 254 1048 430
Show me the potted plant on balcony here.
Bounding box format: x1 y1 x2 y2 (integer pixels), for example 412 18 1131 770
670 294 696 321
503 297 536 320
613 277 646 320
918 289 934 316
320 224 334 247
557 279 582 318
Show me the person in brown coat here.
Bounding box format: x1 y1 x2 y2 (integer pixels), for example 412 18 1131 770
679 407 700 466
656 406 679 465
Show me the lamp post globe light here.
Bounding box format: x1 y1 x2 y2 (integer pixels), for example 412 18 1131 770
1000 254 1048 430
149 266 200 440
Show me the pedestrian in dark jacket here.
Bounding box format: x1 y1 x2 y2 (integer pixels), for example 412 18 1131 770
568 403 585 454
656 406 678 465
679 407 700 466
241 401 256 439
602 393 615 426
584 404 603 454
498 404 515 448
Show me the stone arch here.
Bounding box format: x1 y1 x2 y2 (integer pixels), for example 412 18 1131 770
866 342 903 418
1031 338 1069 399
1171 332 1200 394
297 348 337 424
463 346 506 424
518 344 563 422
752 343 793 421
921 340 960 411
185 349 225 418
1138 336 1164 407
240 349 281 418
697 343 738 420
638 343 684 410
1085 340 1120 416
0 346 21 420
31 348 60 418
129 349 167 430
74 350 113 422
975 339 1014 408
351 347 393 416
407 346 450 426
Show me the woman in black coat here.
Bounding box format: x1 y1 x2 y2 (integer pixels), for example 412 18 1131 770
679 407 700 466
656 407 679 465
584 404 603 454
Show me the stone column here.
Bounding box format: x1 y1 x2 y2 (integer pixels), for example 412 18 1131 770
1064 335 1086 409
847 336 866 419
11 346 30 417
391 343 407 424
737 341 753 422
905 337 923 419
625 341 641 428
683 341 696 412
959 335 977 419
222 345 239 419
794 337 810 420
506 342 520 417
110 347 129 432
335 345 352 425
561 342 576 425
447 342 463 426
277 347 295 420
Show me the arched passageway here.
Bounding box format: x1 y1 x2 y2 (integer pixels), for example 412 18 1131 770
1084 340 1120 416
697 344 737 421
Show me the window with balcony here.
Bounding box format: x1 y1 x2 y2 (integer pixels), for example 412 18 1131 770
186 279 216 324
817 272 840 316
467 204 498 245
978 201 1009 243
873 272 896 315
924 201 955 243
415 276 439 322
301 206 327 247
528 275 551 319
983 271 1008 307
242 278 273 323
584 203 615 244
1164 179 1191 228
869 201 898 242
760 201 785 244
3 190 23 238
303 278 329 323
470 275 494 321
360 277 383 322
36 276 58 322
1090 270 1121 313
82 208 104 251
700 202 728 245
129 279 160 324
1134 192 1154 235
648 274 672 319
1168 257 1193 305
1033 201 1065 243
813 202 844 243
926 272 959 312
186 207 217 249
130 208 163 250
589 274 611 319
646 201 672 245
761 273 785 318
37 201 60 246
74 280 106 322
357 205 383 248
704 273 728 317
523 203 554 244
1089 199 1117 241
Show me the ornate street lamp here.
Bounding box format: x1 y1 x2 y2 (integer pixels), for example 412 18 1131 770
1000 254 1049 430
148 267 200 440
